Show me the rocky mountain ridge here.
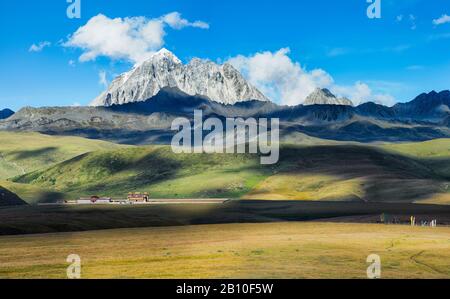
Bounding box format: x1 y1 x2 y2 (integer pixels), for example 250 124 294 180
91 48 269 106
303 88 353 106
2 88 450 143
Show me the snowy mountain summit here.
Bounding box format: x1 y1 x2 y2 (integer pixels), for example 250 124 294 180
91 48 269 106
303 88 354 106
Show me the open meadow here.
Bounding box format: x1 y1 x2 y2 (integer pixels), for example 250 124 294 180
1 132 450 279
0 222 449 279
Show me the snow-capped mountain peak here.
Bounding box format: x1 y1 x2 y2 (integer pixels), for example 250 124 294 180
91 49 268 106
303 88 353 106
147 48 182 65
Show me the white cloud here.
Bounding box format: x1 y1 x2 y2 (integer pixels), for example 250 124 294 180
373 94 397 107
228 48 396 106
396 14 417 30
162 12 209 29
409 14 417 30
433 14 450 26
228 48 333 106
333 82 396 107
29 41 51 52
98 70 108 87
64 12 209 64
68 60 76 67
71 102 81 107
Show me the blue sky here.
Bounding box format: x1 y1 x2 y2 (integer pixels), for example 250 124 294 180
1 0 450 110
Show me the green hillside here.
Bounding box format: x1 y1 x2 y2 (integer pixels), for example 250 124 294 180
382 139 450 180
382 138 450 158
0 131 128 179
13 146 268 201
11 140 450 203
0 180 64 205
245 144 448 202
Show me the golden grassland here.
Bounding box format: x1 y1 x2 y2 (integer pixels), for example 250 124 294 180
243 174 365 201
417 193 450 205
0 222 449 279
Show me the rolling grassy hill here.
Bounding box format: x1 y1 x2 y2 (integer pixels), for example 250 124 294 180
383 139 450 181
0 131 128 179
13 146 268 201
0 181 64 205
383 138 450 158
244 144 447 202
9 138 450 203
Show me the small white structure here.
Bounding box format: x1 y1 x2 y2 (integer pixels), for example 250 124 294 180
76 199 93 205
111 199 130 205
77 196 112 204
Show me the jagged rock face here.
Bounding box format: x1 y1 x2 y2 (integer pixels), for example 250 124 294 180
91 49 269 106
303 88 353 106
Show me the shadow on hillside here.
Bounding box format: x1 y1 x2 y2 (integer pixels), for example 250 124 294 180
45 128 175 145
10 144 450 204
8 147 58 160
33 191 67 204
2 201 450 235
269 145 448 202
0 186 27 206
67 148 184 196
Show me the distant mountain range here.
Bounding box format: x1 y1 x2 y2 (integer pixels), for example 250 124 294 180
1 88 449 144
2 48 449 144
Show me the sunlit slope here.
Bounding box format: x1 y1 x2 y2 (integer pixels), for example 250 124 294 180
382 139 450 204
12 142 449 203
382 138 450 158
383 138 450 178
0 131 128 179
13 147 269 201
244 145 446 201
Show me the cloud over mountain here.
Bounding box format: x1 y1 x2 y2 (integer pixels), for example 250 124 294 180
64 13 209 64
228 48 333 106
98 70 108 88
228 48 396 106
